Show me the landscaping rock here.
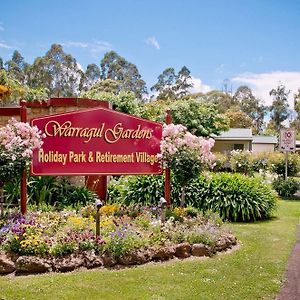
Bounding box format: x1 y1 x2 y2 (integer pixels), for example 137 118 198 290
118 250 151 265
101 253 117 267
215 234 237 252
0 253 15 275
15 256 51 274
82 250 103 269
175 243 191 258
152 246 175 261
191 244 211 257
53 254 84 272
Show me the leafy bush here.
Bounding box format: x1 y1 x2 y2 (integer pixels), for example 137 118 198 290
108 172 277 222
251 152 269 172
186 173 278 222
269 152 300 176
108 174 181 206
212 152 230 172
230 150 252 175
272 177 299 198
5 176 97 209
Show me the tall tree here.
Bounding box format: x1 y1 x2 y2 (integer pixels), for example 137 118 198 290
100 51 147 99
175 66 193 98
151 67 177 100
5 50 28 84
26 44 82 97
204 90 237 113
0 58 4 70
233 85 267 133
269 84 290 132
79 63 101 91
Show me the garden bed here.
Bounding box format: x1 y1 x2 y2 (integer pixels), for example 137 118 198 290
0 205 237 275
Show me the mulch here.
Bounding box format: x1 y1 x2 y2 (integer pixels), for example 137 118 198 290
277 225 300 300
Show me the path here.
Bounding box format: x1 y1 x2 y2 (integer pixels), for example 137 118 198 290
277 225 300 300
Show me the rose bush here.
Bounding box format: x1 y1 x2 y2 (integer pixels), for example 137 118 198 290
0 118 44 187
159 123 215 205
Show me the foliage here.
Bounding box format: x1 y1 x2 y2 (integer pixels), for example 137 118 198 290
188 173 278 221
170 98 229 137
108 175 166 205
100 51 147 99
212 152 229 172
26 44 82 97
224 110 253 128
233 85 267 134
80 89 139 115
269 152 300 176
229 150 252 175
0 205 229 260
150 66 193 100
0 118 44 187
272 177 299 198
160 123 215 205
269 84 290 132
251 152 270 172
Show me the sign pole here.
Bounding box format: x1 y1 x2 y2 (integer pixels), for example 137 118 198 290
20 100 27 215
285 151 288 180
164 109 172 207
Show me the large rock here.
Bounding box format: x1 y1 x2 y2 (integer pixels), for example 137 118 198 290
152 246 175 261
82 250 103 269
53 254 84 272
15 256 51 274
0 253 15 275
175 243 191 258
215 234 237 252
101 253 117 267
118 250 151 265
191 244 211 257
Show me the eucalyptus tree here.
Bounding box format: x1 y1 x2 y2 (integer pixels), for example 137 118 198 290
269 84 290 131
100 51 147 99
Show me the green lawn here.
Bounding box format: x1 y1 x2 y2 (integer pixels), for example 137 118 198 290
1 200 300 300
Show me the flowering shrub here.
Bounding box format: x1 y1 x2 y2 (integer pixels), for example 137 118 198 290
230 150 252 175
0 118 44 186
159 124 215 205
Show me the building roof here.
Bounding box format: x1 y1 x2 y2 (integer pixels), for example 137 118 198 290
252 136 278 144
213 128 253 141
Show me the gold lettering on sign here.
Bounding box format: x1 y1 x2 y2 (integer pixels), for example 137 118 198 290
104 123 153 144
44 121 105 143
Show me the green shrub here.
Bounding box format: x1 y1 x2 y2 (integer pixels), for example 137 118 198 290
187 173 278 221
230 150 252 175
269 152 300 176
272 177 299 198
212 152 230 172
251 152 269 172
108 174 181 206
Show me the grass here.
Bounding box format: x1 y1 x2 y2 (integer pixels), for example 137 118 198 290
1 199 300 300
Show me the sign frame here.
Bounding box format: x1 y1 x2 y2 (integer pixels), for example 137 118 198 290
31 107 163 176
279 129 296 152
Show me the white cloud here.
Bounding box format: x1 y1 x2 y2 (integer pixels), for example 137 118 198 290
188 76 212 94
0 41 13 49
232 71 300 108
62 40 112 57
146 37 160 50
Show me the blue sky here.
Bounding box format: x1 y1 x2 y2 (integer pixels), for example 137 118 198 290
1 0 300 106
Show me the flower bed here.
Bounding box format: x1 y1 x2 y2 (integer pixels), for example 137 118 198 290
0 205 237 275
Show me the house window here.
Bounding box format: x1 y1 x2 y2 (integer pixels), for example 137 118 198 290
233 144 244 150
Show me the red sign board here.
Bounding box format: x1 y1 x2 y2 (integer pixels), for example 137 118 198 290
31 107 163 175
